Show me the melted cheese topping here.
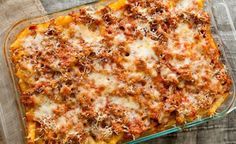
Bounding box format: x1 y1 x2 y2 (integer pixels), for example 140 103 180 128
74 24 103 43
175 23 196 43
110 96 140 110
176 0 194 9
11 0 232 143
34 99 58 120
128 37 158 59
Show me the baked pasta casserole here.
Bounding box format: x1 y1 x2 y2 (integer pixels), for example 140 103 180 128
10 0 232 143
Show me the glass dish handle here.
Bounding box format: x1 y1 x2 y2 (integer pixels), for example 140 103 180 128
228 96 236 113
221 2 236 113
0 104 9 143
211 1 236 45
232 101 236 112
210 1 236 113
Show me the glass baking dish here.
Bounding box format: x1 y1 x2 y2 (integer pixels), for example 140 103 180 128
1 0 236 143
